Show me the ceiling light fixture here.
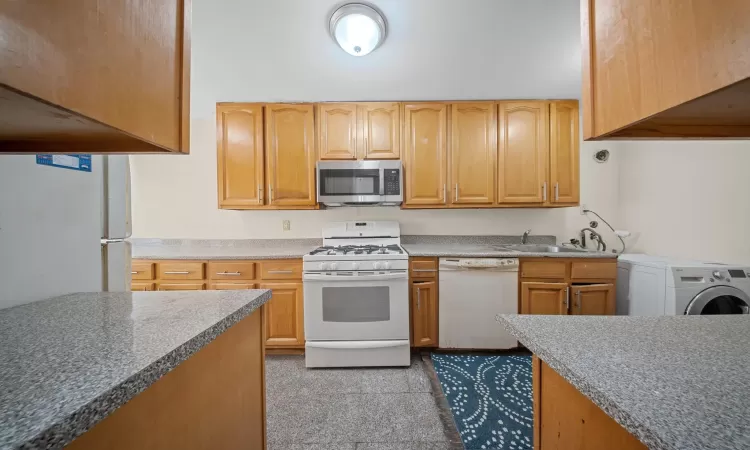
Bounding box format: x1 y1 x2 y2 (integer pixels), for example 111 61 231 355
329 3 387 57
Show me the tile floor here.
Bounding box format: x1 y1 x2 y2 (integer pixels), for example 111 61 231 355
265 355 463 450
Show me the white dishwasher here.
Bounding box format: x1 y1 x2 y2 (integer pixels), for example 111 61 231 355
438 258 519 349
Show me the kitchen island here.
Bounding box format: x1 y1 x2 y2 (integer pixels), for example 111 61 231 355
497 314 750 450
0 289 272 450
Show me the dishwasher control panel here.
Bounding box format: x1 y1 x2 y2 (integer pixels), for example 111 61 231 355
439 258 519 269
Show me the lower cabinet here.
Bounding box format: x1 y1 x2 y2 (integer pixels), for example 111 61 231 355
260 282 305 348
519 258 617 316
157 283 206 291
132 259 306 350
411 280 438 347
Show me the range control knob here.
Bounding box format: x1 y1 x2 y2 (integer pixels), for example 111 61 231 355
382 262 391 270
713 270 723 280
351 262 359 270
319 262 329 271
329 262 338 271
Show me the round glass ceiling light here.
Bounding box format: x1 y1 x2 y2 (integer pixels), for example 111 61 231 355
329 3 387 57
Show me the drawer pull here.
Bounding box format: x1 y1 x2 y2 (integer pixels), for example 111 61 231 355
267 270 294 274
131 271 139 274
412 269 437 273
164 271 190 275
217 272 242 276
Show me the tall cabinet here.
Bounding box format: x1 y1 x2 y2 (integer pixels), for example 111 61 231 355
216 104 265 208
549 101 580 205
450 103 497 205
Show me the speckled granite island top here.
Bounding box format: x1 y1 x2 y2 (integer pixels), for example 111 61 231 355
497 315 750 450
0 289 272 450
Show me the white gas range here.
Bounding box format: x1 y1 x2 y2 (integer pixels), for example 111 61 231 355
303 221 410 368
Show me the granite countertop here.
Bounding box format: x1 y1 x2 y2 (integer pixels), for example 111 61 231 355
131 238 321 260
402 243 616 258
0 290 272 450
497 315 750 450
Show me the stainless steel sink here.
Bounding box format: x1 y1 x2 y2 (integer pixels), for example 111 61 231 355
496 244 589 253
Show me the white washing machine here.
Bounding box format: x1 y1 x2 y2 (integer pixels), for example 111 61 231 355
617 254 750 315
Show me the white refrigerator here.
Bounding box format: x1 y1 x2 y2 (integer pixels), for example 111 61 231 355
0 155 132 309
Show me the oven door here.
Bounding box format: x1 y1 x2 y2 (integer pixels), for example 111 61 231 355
303 272 409 340
317 163 384 203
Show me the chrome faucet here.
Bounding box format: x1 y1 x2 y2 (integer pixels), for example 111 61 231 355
521 229 531 244
580 228 606 252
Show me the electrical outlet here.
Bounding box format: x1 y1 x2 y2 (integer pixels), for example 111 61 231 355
282 220 291 231
580 204 587 215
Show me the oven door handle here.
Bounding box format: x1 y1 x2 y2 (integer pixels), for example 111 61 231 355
303 272 408 281
306 340 407 349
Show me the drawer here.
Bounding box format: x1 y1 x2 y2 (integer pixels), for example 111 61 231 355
260 260 303 280
571 261 617 280
157 282 206 291
131 282 154 291
210 282 257 290
157 262 205 280
131 261 155 280
410 258 438 278
520 261 567 279
208 261 256 280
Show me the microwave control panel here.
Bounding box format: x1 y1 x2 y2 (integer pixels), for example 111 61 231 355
384 169 401 195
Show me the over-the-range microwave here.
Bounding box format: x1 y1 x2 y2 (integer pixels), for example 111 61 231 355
316 160 403 207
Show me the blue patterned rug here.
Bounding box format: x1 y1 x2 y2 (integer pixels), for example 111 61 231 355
431 354 533 450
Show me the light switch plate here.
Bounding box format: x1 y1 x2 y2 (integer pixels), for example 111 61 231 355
282 220 291 231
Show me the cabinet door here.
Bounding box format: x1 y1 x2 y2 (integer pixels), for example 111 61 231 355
216 104 265 208
571 284 615 316
265 104 316 206
260 282 305 348
157 283 206 291
550 101 580 204
497 102 549 203
521 282 568 314
403 103 448 206
210 282 257 290
411 280 438 347
317 103 358 160
131 282 154 291
359 103 401 159
450 102 496 205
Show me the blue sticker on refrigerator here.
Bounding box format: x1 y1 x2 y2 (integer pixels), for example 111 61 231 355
36 155 92 172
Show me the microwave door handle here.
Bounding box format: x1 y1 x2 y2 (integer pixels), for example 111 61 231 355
379 168 385 195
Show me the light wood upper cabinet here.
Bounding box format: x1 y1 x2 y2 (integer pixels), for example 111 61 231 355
411 280 438 347
497 102 549 204
549 101 580 205
521 282 569 315
359 103 401 159
260 282 305 347
403 103 448 206
581 0 750 139
450 103 496 205
571 284 615 316
0 0 190 154
265 104 317 206
317 104 358 160
216 104 265 208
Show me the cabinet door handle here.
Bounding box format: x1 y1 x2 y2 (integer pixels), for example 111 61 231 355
164 271 190 275
564 287 570 311
217 272 242 276
576 290 582 311
454 183 458 202
417 288 421 312
555 182 559 202
258 186 262 204
269 184 274 202
542 181 547 202
267 270 293 274
442 184 446 202
131 271 139 274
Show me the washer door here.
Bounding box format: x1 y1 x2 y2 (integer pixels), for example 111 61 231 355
684 286 750 315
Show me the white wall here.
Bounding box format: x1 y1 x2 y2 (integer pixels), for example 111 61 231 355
617 141 750 264
130 0 619 244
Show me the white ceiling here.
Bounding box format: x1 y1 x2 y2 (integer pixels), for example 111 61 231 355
192 0 582 116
